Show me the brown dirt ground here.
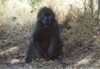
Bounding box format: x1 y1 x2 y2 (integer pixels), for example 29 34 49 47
0 20 100 69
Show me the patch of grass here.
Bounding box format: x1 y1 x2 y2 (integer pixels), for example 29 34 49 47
30 0 40 6
1 0 8 5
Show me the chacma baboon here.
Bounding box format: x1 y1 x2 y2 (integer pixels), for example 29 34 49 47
25 7 63 63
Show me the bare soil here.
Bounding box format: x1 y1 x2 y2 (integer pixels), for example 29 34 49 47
0 21 100 69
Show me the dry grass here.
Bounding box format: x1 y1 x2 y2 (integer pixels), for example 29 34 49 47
0 0 100 69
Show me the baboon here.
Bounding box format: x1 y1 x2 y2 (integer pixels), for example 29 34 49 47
25 7 63 63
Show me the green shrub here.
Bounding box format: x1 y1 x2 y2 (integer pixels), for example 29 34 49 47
30 0 40 6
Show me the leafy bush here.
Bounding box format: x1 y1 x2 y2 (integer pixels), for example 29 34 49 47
30 0 40 6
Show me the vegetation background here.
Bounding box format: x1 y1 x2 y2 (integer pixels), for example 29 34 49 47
0 0 100 69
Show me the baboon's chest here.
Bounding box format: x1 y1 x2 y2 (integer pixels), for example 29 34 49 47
36 27 53 41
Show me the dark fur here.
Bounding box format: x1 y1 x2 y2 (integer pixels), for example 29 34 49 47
25 7 63 63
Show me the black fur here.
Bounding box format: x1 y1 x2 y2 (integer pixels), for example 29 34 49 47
25 7 63 63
